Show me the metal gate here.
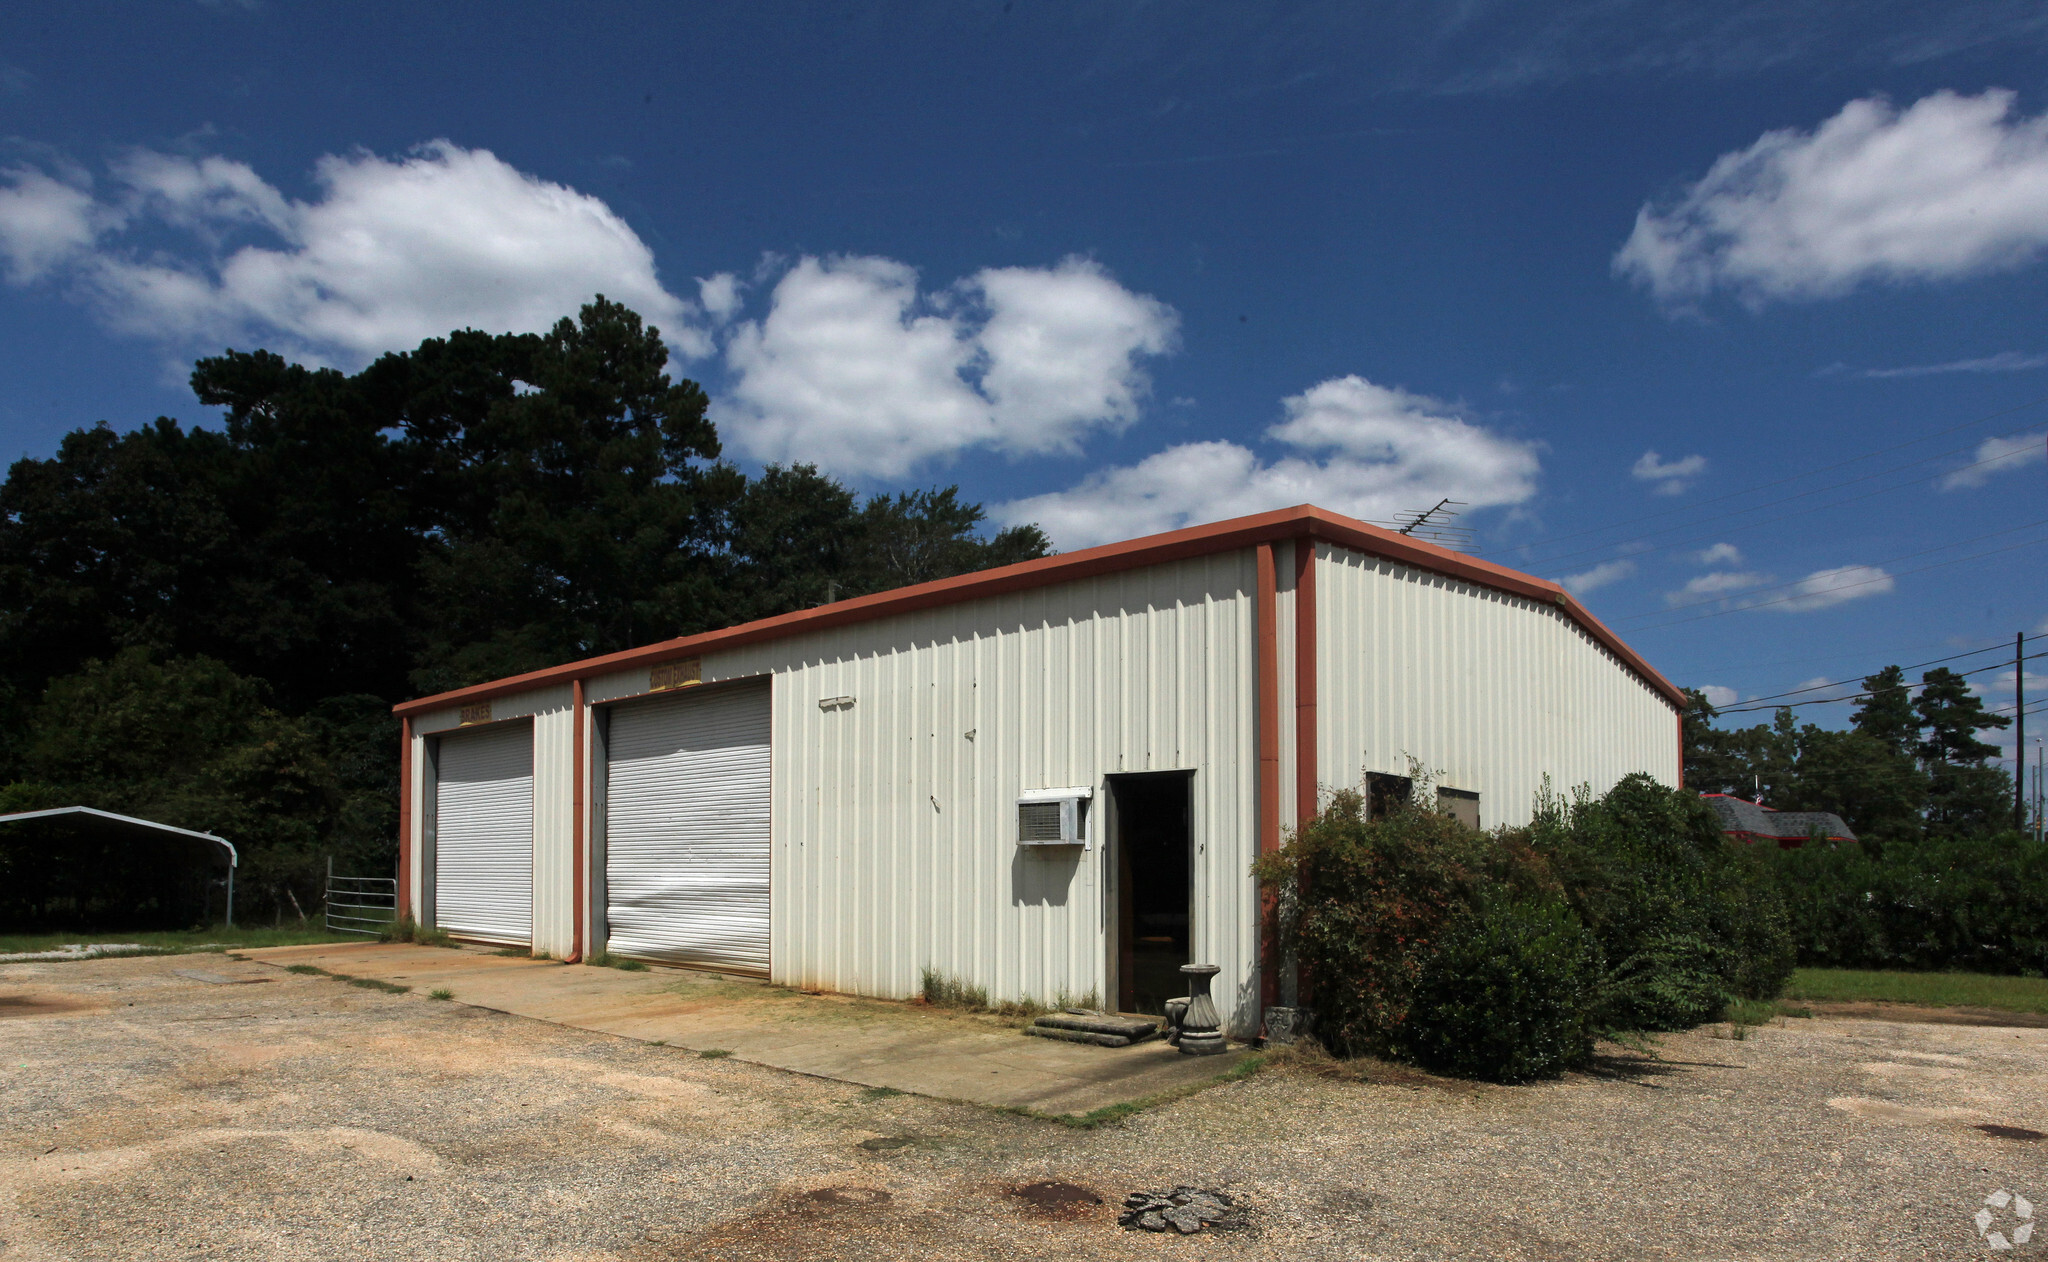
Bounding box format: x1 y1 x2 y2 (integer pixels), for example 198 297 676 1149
324 858 397 936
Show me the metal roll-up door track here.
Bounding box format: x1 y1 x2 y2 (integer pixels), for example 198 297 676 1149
434 721 535 946
605 683 771 974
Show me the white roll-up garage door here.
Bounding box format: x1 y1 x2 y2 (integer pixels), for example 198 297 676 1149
605 683 771 974
433 721 534 946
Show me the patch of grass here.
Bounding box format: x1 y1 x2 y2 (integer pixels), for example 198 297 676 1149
1723 997 1779 1029
380 916 457 949
586 951 650 971
347 977 411 995
494 946 530 957
1001 1052 1271 1129
1783 968 2048 1014
428 988 453 1001
282 962 407 994
699 1048 733 1059
917 969 1100 1024
0 925 355 957
919 967 989 1010
859 1086 905 1101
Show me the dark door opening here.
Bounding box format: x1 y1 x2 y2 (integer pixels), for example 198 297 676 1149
1110 771 1193 1015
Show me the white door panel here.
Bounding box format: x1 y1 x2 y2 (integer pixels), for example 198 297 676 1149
605 684 770 973
434 721 534 945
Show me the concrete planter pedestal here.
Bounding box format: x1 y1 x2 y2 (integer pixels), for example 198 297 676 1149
1177 964 1227 1056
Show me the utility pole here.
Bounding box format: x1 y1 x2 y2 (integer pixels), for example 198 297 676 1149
2019 631 2028 833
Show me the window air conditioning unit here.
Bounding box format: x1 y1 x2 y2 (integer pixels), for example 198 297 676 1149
1017 786 1092 849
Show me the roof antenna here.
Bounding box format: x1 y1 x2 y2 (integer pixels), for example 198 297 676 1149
1374 499 1473 552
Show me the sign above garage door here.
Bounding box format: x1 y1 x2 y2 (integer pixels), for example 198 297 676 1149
604 682 770 974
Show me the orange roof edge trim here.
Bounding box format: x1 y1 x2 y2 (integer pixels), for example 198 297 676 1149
393 503 1685 716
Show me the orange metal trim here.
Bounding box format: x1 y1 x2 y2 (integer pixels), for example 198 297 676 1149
392 505 1685 716
397 715 413 918
568 678 586 963
1294 538 1318 824
1257 542 1282 1010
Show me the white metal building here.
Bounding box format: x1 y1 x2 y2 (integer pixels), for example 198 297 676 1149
394 505 1683 1035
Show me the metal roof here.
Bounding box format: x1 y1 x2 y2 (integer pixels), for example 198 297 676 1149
1701 794 1858 844
393 503 1686 717
0 806 238 866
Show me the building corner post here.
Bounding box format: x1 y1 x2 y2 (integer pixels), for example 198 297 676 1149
397 715 413 919
569 677 587 964
1256 542 1282 1013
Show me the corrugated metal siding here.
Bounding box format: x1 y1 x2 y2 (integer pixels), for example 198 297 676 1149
611 549 1266 1031
1315 542 1678 827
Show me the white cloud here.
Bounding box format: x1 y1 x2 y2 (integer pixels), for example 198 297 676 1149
1560 558 1636 594
1771 564 1895 612
1616 90 2048 305
1939 431 2046 489
1695 542 1743 565
0 167 105 283
715 254 1177 479
718 256 988 479
971 258 1178 455
1668 570 1768 605
997 375 1540 548
1631 449 1706 495
1857 350 2048 378
1697 685 1739 708
0 141 705 365
697 272 742 322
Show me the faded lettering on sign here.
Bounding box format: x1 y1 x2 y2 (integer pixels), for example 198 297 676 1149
651 659 701 691
459 701 493 726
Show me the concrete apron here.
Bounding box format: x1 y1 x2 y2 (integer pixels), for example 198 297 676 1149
241 942 1251 1118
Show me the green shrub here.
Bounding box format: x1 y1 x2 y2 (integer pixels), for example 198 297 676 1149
1403 896 1599 1082
1706 839 1796 1000
1256 788 1532 1060
1766 833 2048 974
1262 772 1796 1082
1531 774 1790 1031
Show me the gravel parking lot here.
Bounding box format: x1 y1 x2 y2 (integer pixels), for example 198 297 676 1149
4 954 2045 1260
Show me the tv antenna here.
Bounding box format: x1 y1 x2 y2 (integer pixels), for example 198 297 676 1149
1374 499 1473 552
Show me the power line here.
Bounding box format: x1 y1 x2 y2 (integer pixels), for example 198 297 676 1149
1704 638 2017 707
1614 517 2048 624
1714 650 2048 714
1516 389 2048 564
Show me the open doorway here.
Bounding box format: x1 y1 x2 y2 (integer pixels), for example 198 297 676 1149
1109 771 1193 1015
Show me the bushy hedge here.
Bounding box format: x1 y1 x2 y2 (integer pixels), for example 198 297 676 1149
1259 773 1794 1083
1764 834 2048 975
1405 896 1601 1082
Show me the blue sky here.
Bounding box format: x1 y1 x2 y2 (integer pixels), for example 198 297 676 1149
2 2 2045 769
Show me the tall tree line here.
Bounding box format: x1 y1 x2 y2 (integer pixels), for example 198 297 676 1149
1683 664 2016 848
0 300 1049 925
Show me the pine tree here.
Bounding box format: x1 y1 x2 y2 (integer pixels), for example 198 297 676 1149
1914 666 2013 834
1851 665 1918 760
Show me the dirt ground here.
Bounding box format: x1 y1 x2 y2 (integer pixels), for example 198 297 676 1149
3 955 2045 1261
